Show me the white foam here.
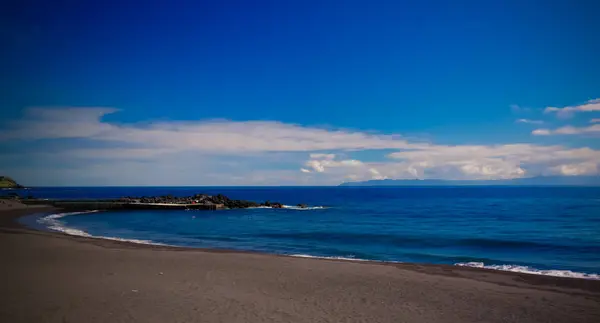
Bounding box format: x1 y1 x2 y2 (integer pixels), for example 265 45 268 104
455 262 600 280
37 211 166 246
290 256 598 280
246 205 326 210
282 205 326 210
290 254 369 261
290 254 403 263
41 210 100 220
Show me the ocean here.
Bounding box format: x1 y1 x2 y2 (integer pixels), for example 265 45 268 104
16 186 600 279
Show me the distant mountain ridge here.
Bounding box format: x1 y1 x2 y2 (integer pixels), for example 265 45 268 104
339 176 600 187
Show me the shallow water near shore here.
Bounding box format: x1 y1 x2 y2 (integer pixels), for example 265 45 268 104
17 186 600 279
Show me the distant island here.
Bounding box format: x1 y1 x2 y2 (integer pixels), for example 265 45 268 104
0 176 25 189
339 176 600 187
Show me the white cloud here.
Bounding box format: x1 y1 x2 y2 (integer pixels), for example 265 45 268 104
532 124 600 136
0 107 118 140
459 161 525 179
62 148 175 159
516 119 544 125
384 144 600 179
0 107 422 152
591 119 600 123
300 155 387 181
544 99 600 118
309 153 336 160
306 160 326 172
304 154 363 173
368 168 386 180
548 162 598 176
386 147 524 180
554 125 600 135
2 106 600 185
300 143 600 182
532 129 551 136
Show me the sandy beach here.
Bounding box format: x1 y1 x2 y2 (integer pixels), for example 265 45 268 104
1 203 599 323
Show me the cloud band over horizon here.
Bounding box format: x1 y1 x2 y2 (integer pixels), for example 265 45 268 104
1 107 599 186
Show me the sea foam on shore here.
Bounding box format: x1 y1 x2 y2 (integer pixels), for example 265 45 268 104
456 262 600 280
292 254 600 280
37 211 166 246
282 205 326 210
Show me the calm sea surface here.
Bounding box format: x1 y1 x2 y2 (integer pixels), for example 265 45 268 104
16 186 600 278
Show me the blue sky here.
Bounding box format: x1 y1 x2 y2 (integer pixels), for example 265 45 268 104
1 0 599 185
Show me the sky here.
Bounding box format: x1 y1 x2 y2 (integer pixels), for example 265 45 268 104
1 0 600 186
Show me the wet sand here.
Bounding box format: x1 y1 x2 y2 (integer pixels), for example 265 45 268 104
1 204 599 323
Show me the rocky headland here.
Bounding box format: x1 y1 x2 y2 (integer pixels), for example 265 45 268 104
0 176 25 189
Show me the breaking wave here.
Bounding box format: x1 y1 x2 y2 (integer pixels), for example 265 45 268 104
290 254 373 262
455 262 600 280
291 255 599 280
37 211 166 246
247 205 326 210
282 205 326 210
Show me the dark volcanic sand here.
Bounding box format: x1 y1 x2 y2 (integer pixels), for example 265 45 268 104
1 205 599 323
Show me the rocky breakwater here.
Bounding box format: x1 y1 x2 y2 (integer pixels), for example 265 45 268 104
119 193 287 209
18 193 307 211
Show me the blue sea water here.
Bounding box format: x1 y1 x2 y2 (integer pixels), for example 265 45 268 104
16 186 600 279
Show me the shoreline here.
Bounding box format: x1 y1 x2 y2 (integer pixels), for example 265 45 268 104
6 205 600 289
2 205 600 322
24 208 600 281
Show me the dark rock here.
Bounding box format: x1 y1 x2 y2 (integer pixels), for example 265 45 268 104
116 193 297 210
